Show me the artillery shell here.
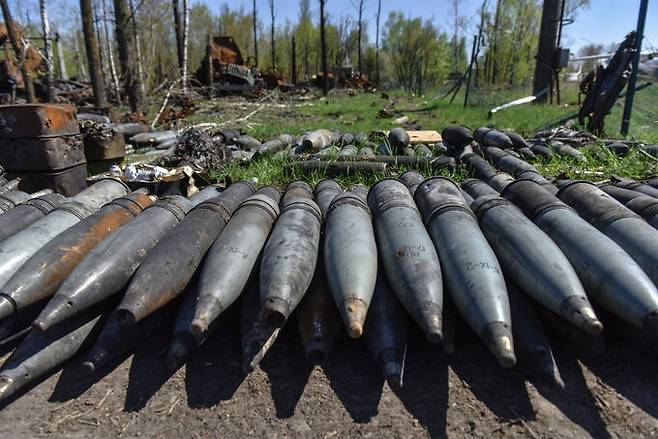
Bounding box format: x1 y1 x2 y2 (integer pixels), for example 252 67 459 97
259 184 321 327
517 147 537 160
484 147 537 175
557 181 658 288
551 141 587 162
359 146 375 157
0 179 21 194
415 177 515 367
625 196 658 229
614 178 658 199
0 193 66 244
474 127 513 149
504 179 658 336
0 178 129 304
314 179 343 216
324 188 377 338
470 194 602 334
388 128 410 153
114 181 255 325
338 145 359 157
0 309 106 402
188 188 281 343
529 144 553 159
289 161 387 176
0 192 154 321
302 129 334 152
462 152 498 181
340 133 355 145
32 195 194 332
399 170 425 195
515 170 558 195
0 190 31 214
441 125 473 148
461 179 499 198
367 179 443 343
363 270 408 389
503 131 529 149
599 184 645 204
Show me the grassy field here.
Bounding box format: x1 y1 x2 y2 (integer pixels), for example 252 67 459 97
177 86 657 188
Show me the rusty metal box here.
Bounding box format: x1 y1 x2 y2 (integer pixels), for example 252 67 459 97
0 104 79 139
7 163 88 196
0 135 86 171
83 132 126 161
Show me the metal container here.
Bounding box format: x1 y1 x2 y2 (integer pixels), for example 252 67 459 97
6 163 88 196
83 131 126 161
0 135 86 171
0 104 79 139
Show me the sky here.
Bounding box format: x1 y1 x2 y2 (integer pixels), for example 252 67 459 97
216 0 658 55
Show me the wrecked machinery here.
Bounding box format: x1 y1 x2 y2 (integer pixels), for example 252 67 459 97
195 36 280 93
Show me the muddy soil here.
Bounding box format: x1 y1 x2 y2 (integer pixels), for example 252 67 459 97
1 310 657 438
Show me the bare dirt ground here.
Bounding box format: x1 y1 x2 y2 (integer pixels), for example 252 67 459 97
1 308 657 439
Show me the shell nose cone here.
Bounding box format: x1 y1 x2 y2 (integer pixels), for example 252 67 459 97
259 297 290 328
481 321 516 368
560 296 603 335
32 295 69 332
342 297 368 339
417 303 443 344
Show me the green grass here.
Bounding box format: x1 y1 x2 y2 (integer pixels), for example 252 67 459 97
179 88 657 189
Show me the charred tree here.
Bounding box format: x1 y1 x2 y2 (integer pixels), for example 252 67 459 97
355 0 364 75
319 0 328 95
128 0 145 94
0 0 36 102
291 35 297 84
172 0 184 71
533 0 560 102
269 0 276 72
375 0 380 85
114 0 144 112
79 0 107 106
181 0 189 92
252 0 258 67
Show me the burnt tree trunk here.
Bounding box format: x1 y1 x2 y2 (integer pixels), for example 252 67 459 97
252 0 258 67
269 0 275 72
319 0 328 95
532 0 560 102
356 0 363 75
80 0 107 106
114 0 144 112
0 0 36 102
172 0 184 72
375 0 381 85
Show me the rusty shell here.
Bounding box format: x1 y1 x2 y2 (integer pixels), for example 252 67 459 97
0 192 154 322
33 195 194 332
114 181 255 325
